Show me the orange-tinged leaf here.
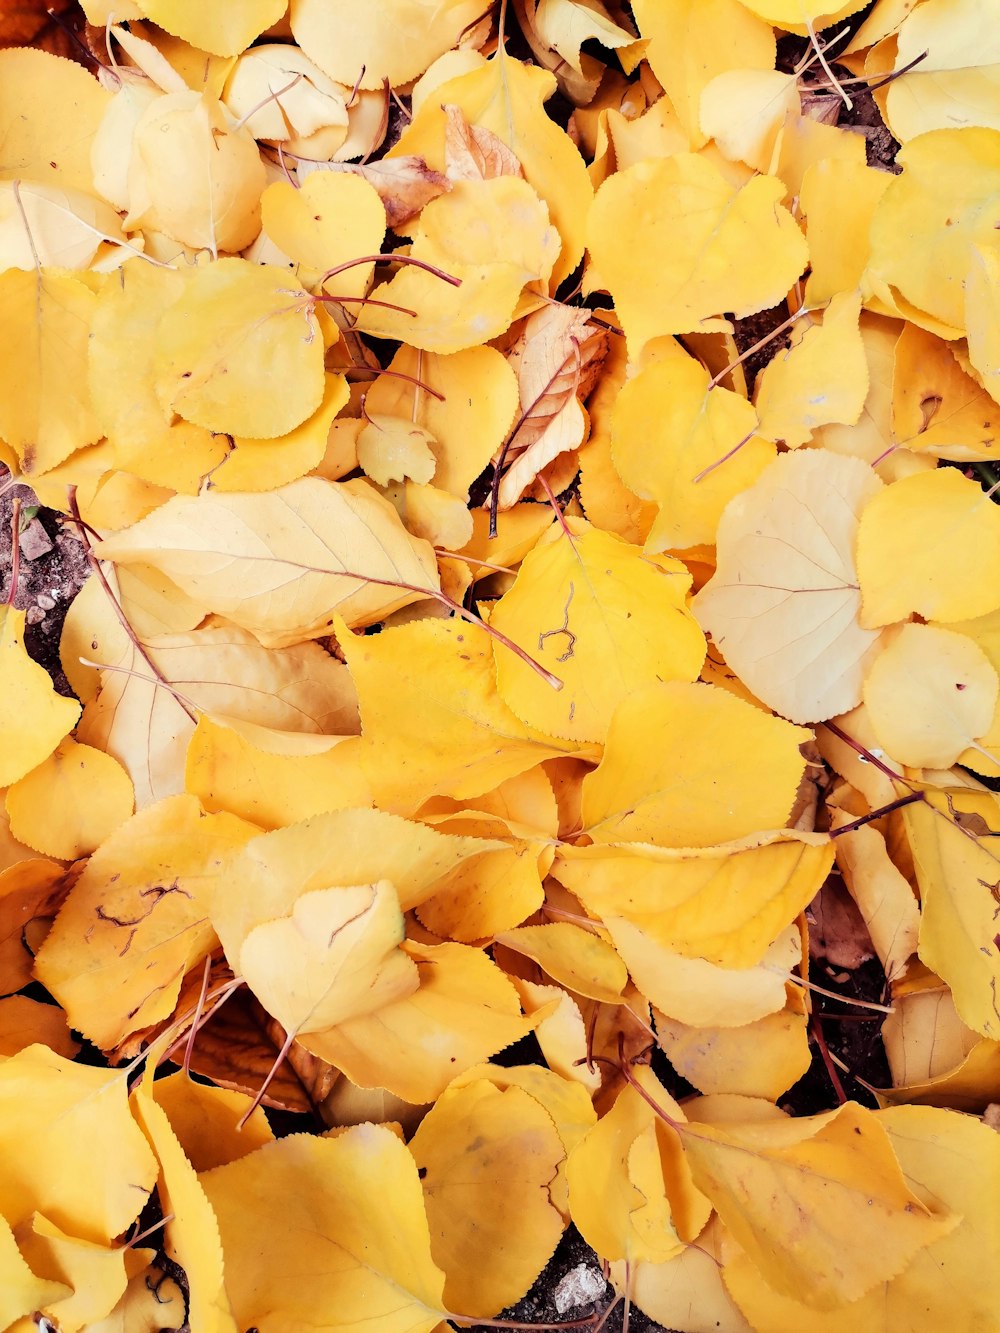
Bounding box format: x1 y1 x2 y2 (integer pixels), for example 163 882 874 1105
490 523 704 742
678 1100 956 1309
0 610 80 787
829 812 919 984
738 0 869 27
554 832 833 968
202 1126 447 1330
312 940 534 1103
694 449 885 723
153 259 322 438
409 1081 566 1317
0 269 101 475
0 1044 157 1242
94 478 440 648
587 154 807 356
0 858 64 997
610 338 773 551
0 994 79 1059
863 623 999 767
33 795 258 1049
13 1214 131 1333
580 682 810 847
133 0 286 57
5 740 134 860
892 321 1000 461
857 466 1000 627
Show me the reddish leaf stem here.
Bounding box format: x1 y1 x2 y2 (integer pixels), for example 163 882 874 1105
829 791 924 837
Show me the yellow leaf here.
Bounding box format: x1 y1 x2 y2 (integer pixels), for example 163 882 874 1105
555 832 832 967
868 128 1000 334
200 1126 448 1332
0 270 101 475
587 154 807 357
615 1215 751 1333
680 1100 956 1309
290 0 486 88
829 813 919 984
0 180 130 272
131 1074 236 1333
33 795 257 1049
312 940 533 1102
409 1081 566 1317
355 177 559 352
603 920 802 1027
0 610 80 788
966 243 1000 404
800 157 892 306
94 478 440 647
77 621 359 807
724 1105 1000 1330
0 1045 157 1243
0 859 64 998
738 0 869 27
133 0 286 57
580 682 810 847
694 449 885 723
364 344 519 501
903 788 1000 1039
357 414 438 486
222 44 349 158
630 0 776 148
238 881 420 1059
566 1065 711 1263
185 719 371 829
495 923 628 1002
153 259 322 438
0 1215 69 1330
89 260 229 494
5 740 133 860
892 321 1000 461
654 1007 811 1100
700 70 799 172
857 466 1000 626
126 91 265 253
390 55 594 288
147 1070 273 1171
507 977 601 1095
0 995 79 1060
260 171 386 297
610 338 773 551
754 293 869 446
877 1037 1000 1112
0 48 111 192
416 828 548 940
339 616 579 813
14 1215 131 1333
490 523 704 742
210 371 351 493
884 0 1000 143
206 810 499 972
864 623 999 767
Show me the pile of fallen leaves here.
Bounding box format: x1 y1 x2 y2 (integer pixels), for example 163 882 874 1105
1 0 999 1328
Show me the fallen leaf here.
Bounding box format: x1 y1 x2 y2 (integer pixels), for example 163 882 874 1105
0 609 80 787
